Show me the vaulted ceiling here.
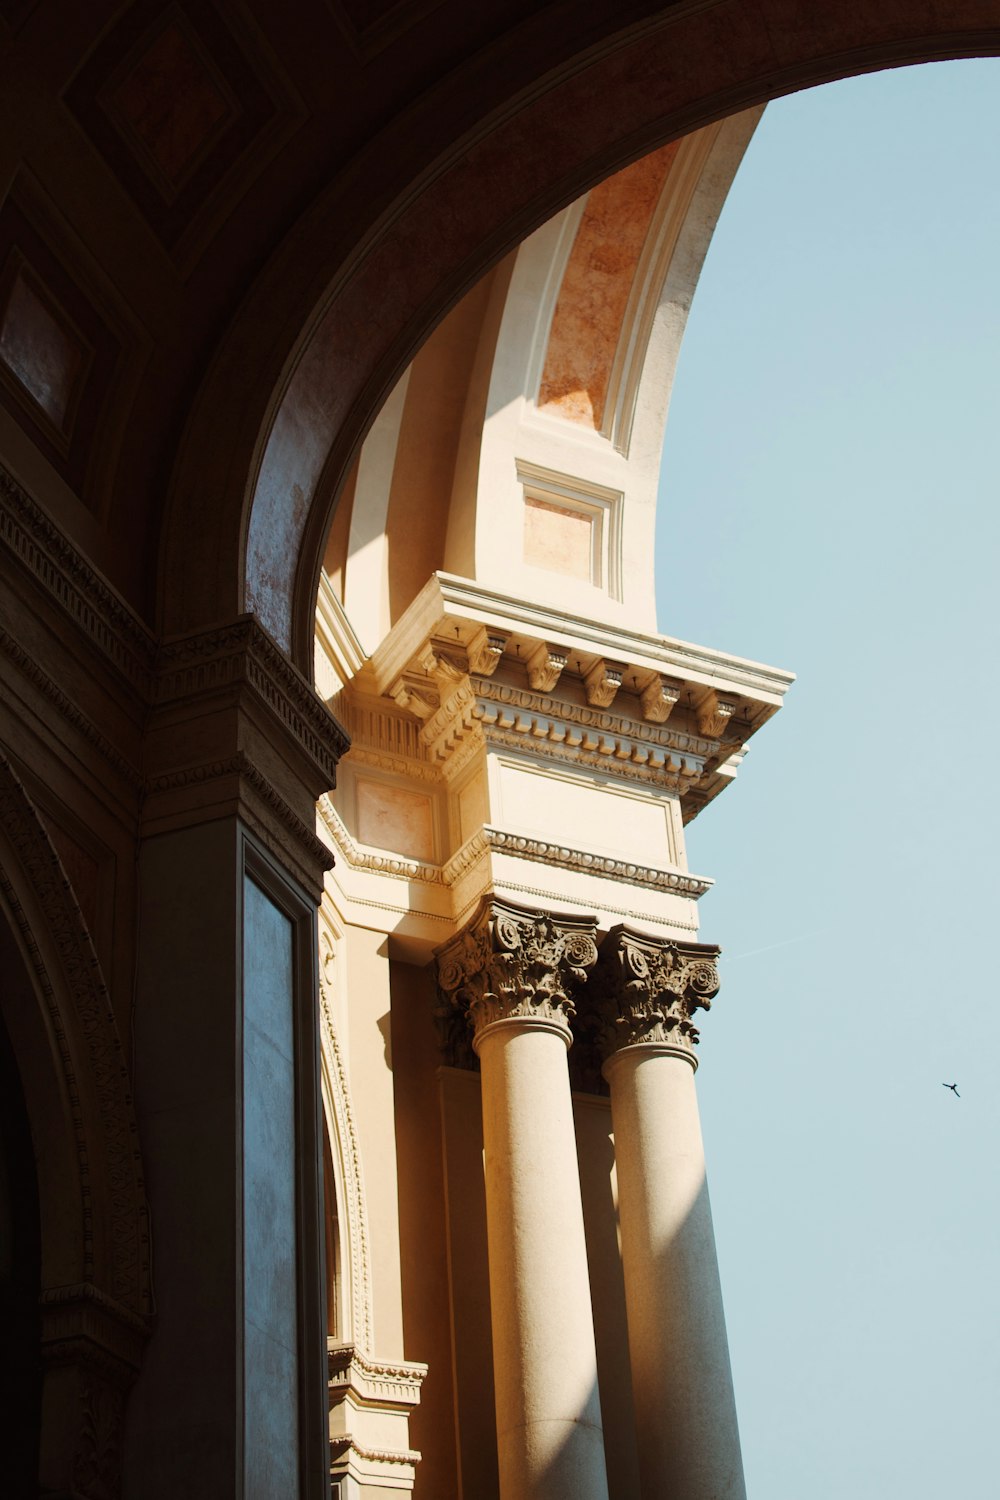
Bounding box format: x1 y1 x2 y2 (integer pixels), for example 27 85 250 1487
1 1 996 662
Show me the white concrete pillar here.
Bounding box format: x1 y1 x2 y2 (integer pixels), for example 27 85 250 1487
436 898 610 1500
596 927 745 1500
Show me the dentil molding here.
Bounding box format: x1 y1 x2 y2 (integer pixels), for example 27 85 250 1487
333 571 792 820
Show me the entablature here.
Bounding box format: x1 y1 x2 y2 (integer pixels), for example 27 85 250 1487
337 572 792 822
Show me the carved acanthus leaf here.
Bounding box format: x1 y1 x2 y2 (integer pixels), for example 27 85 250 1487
389 677 440 719
435 897 599 1052
584 658 624 708
697 691 737 740
586 926 721 1064
467 626 508 677
640 673 682 724
526 642 568 693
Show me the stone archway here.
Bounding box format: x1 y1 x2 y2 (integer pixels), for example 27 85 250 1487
159 0 1000 669
0 753 150 1499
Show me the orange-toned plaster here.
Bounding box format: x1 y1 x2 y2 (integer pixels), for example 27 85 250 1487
538 141 679 431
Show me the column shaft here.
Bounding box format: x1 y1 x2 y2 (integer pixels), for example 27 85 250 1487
479 1021 609 1500
607 1046 745 1499
436 898 610 1500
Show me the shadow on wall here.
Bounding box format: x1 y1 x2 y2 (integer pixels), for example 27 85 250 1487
0 981 41 1498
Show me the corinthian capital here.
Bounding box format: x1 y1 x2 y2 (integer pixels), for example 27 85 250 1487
435 897 599 1052
589 926 721 1068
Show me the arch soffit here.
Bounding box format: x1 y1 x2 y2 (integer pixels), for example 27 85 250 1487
0 753 152 1335
162 2 1000 671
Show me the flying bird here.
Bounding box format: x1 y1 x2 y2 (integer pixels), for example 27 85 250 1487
942 1082 960 1097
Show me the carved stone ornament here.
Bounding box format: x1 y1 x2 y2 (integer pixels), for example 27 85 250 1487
389 676 440 719
640 673 682 724
526 641 568 693
587 925 721 1068
696 691 737 740
435 897 599 1053
583 657 624 708
467 625 508 676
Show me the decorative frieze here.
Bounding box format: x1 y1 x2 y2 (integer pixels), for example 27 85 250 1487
0 462 156 692
481 828 711 898
155 618 350 789
435 896 599 1053
472 677 717 757
475 705 703 793
328 1343 426 1408
334 575 792 825
587 925 721 1067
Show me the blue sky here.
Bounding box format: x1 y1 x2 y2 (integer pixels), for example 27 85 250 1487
656 60 1000 1496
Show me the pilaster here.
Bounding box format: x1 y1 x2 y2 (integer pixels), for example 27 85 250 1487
144 616 349 897
327 1343 427 1496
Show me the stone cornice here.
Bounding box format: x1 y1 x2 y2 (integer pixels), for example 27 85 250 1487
0 463 155 691
318 793 449 883
335 572 792 821
365 572 793 714
318 796 708 903
155 618 349 789
586 925 721 1069
482 828 712 898
329 1438 421 1468
40 1283 149 1375
473 676 718 756
143 621 349 885
328 1342 426 1408
0 469 351 881
148 754 335 873
435 896 599 1054
0 469 352 788
0 626 143 789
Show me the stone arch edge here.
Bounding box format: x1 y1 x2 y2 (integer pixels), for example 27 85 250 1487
158 5 1000 675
